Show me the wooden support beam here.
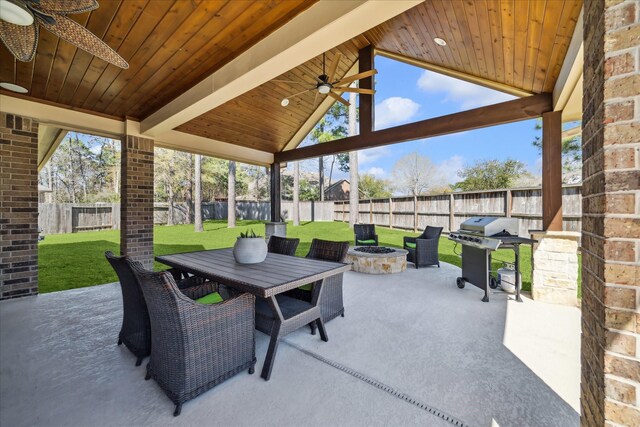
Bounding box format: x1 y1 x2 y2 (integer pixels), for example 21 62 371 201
276 94 552 162
542 111 563 231
359 45 374 134
270 163 281 222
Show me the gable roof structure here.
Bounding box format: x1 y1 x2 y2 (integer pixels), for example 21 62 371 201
0 0 583 168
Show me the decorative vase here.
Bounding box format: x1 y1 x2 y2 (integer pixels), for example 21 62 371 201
233 237 268 264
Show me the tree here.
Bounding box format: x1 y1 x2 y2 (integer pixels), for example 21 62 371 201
293 161 300 226
194 154 203 232
454 159 528 191
348 89 359 227
532 120 582 184
391 152 440 196
228 161 236 228
358 174 391 199
308 103 349 199
299 178 320 201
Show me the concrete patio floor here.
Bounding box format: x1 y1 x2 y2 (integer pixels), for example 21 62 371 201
0 262 580 427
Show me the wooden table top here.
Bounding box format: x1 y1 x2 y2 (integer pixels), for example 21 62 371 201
156 248 351 298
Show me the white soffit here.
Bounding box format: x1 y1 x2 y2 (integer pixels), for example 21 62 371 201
140 0 423 137
554 8 583 118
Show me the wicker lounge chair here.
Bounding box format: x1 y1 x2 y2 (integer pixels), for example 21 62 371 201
133 266 256 416
105 251 208 366
354 224 378 246
267 235 300 256
285 239 349 333
403 226 443 268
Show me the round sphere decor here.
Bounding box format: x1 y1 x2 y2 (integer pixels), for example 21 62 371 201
233 229 267 264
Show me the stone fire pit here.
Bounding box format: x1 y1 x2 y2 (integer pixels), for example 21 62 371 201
346 246 408 274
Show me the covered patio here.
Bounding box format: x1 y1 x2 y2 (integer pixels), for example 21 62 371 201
1 0 638 425
1 264 580 426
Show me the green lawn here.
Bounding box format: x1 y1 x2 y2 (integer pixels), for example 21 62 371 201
39 220 545 294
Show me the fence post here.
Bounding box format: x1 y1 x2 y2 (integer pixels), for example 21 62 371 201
369 200 373 224
388 198 393 229
449 193 455 232
505 189 512 217
413 195 418 232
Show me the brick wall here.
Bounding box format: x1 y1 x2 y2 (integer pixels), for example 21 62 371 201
581 0 640 426
0 114 39 300
120 135 154 269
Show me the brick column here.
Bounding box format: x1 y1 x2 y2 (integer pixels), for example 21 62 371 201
581 1 640 426
120 135 154 269
0 114 39 299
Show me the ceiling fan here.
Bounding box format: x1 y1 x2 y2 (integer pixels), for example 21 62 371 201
275 52 376 108
0 0 128 69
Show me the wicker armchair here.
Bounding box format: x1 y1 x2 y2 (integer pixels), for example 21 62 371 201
105 251 208 366
133 266 256 416
354 224 378 246
285 239 350 333
403 226 443 268
267 235 300 256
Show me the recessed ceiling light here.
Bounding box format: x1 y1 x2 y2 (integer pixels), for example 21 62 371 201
0 82 28 93
281 98 290 107
0 0 34 26
434 37 447 46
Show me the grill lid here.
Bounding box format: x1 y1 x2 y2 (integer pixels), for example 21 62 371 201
460 217 519 237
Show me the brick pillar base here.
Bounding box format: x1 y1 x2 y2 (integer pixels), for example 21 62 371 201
581 0 640 425
0 113 39 299
530 231 580 306
120 135 154 269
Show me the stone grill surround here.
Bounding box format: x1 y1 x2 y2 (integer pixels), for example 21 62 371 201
0 113 39 300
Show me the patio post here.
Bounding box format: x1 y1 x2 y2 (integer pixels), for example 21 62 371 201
266 162 285 240
580 0 640 425
120 135 154 269
0 113 39 299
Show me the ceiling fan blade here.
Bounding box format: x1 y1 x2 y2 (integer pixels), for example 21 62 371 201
327 52 341 83
313 91 319 108
39 13 129 68
37 0 99 15
333 69 377 87
328 91 350 107
334 87 375 95
287 87 315 99
0 20 38 62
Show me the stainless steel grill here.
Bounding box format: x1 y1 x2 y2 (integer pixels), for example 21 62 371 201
449 217 535 302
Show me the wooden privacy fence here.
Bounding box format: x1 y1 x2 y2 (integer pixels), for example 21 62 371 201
333 185 582 237
38 201 335 234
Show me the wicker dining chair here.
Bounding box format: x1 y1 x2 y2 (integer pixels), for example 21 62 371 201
354 224 378 246
267 235 300 256
133 266 256 417
285 239 350 333
105 251 208 366
403 226 443 268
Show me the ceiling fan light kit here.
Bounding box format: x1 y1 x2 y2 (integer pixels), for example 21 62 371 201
280 51 377 108
0 81 28 93
0 0 34 26
0 0 129 69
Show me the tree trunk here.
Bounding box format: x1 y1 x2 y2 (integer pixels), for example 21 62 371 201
186 154 193 223
348 90 359 227
228 161 236 228
293 161 300 226
319 156 324 201
194 154 203 232
167 183 175 225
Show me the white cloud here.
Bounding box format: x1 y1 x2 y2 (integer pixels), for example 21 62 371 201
375 97 420 128
436 155 465 185
364 167 386 177
417 71 516 110
357 146 390 165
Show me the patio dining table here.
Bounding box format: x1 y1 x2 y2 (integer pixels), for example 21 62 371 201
155 248 351 380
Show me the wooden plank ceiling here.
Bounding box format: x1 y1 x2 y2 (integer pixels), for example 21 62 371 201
0 0 582 155
178 0 582 153
0 0 315 119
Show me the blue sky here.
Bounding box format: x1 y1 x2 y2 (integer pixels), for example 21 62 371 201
332 56 543 184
